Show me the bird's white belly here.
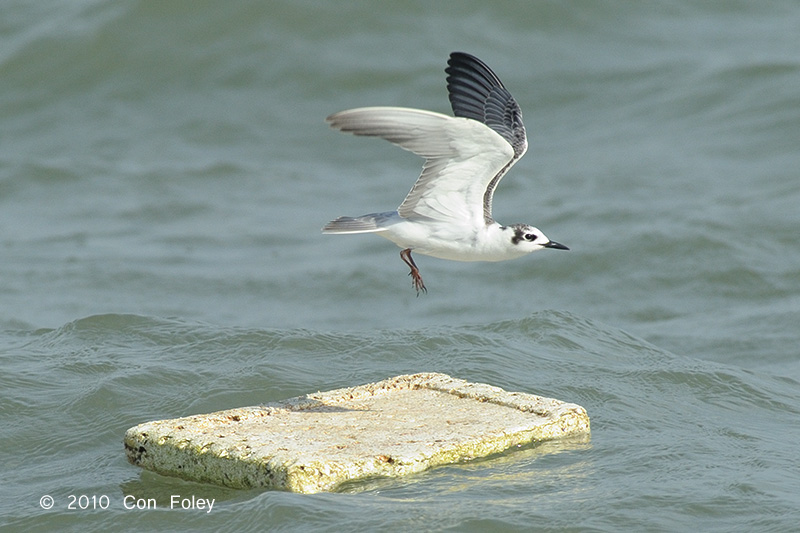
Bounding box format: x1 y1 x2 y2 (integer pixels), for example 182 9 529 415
377 220 527 262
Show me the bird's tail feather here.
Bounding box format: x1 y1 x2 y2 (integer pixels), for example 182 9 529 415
322 215 386 234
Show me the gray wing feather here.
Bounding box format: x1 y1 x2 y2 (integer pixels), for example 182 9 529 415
446 52 527 158
445 52 528 223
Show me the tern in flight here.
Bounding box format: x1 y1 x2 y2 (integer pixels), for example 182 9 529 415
323 52 568 294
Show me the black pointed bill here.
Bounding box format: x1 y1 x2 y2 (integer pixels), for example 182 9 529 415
543 240 569 250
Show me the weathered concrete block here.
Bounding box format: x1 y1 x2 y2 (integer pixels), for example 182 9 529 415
124 373 589 493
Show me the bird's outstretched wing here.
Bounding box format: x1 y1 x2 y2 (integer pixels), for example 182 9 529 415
326 106 511 226
445 51 528 223
326 52 527 227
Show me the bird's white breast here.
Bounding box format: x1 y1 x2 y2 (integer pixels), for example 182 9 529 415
377 220 531 262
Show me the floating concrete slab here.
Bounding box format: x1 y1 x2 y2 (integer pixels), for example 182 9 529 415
124 373 589 493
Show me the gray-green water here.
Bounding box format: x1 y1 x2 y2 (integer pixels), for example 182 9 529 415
2 1 799 531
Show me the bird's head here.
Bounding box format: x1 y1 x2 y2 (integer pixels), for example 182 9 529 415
509 224 569 252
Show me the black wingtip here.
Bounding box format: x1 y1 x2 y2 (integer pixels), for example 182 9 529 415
445 53 509 122
446 52 506 89
444 52 527 155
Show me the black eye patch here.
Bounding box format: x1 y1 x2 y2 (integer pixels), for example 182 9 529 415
510 226 537 245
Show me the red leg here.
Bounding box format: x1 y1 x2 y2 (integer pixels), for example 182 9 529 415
400 248 427 295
